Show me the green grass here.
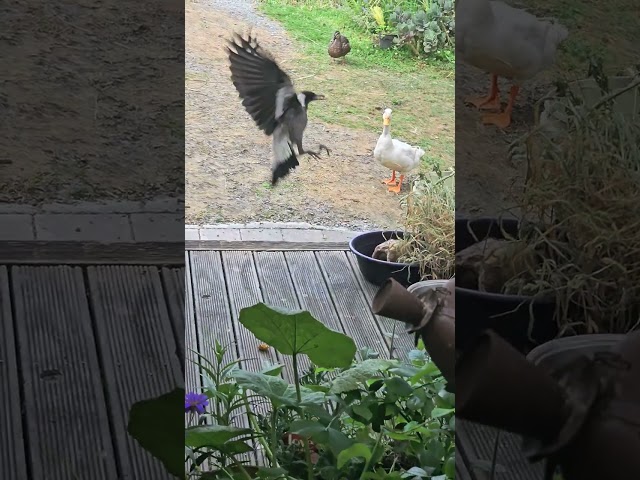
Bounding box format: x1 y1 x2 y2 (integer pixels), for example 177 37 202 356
526 0 637 78
257 0 455 169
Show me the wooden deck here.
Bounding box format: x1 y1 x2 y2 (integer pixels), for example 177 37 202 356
0 263 184 479
0 243 542 478
184 249 418 404
457 419 544 480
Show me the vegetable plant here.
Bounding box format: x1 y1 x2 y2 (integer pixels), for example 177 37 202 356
128 303 455 479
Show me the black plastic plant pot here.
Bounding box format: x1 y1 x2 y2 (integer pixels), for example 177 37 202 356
378 34 397 49
455 217 558 353
349 230 421 287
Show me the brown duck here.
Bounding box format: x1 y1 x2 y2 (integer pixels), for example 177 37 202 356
328 31 351 63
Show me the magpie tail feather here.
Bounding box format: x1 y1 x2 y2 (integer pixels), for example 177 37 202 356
271 152 299 185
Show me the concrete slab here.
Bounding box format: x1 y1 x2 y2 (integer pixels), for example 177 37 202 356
0 204 38 214
322 230 359 242
35 214 133 241
185 229 200 240
281 229 325 242
202 223 245 229
239 228 284 241
200 228 241 241
130 214 185 242
40 201 143 213
0 214 35 240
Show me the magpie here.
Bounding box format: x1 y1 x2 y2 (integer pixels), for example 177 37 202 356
226 32 331 185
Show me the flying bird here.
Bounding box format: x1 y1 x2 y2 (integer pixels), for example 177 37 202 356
226 32 331 185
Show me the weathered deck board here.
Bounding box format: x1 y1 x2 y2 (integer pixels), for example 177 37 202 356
222 251 283 466
315 251 389 356
0 241 183 265
456 454 475 480
189 251 256 464
253 251 303 382
11 266 118 479
186 240 349 251
182 254 199 393
346 253 416 359
162 265 186 372
0 267 28 479
190 251 236 366
221 251 280 372
458 419 544 480
87 265 182 480
284 251 345 335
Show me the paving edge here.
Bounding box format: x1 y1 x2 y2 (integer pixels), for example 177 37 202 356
188 223 364 243
0 201 365 243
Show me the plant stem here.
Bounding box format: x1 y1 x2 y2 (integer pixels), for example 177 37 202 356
304 442 314 480
490 430 501 480
247 405 274 464
388 322 396 359
214 357 222 421
292 352 302 403
359 430 384 479
231 458 253 480
271 408 280 468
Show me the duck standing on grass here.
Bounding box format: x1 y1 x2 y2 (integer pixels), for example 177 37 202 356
374 108 425 194
226 32 331 185
328 31 351 63
456 0 568 128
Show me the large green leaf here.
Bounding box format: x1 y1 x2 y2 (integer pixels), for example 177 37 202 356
289 420 353 457
127 387 184 479
337 443 372 469
289 419 327 437
185 425 252 449
232 369 325 408
239 303 356 368
330 359 394 394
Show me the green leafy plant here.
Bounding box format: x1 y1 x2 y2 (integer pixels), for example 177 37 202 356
128 387 186 479
388 0 454 57
344 0 454 59
128 303 455 479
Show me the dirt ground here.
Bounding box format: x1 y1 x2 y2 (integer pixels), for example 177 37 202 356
186 0 423 229
455 62 536 217
0 0 184 204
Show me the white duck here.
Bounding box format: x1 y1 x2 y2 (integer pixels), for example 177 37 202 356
456 0 568 128
374 108 425 194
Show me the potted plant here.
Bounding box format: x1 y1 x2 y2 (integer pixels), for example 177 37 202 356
455 67 640 352
368 5 397 49
455 216 557 352
350 166 455 287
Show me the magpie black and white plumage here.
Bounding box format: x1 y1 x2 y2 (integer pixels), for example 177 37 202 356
226 32 331 185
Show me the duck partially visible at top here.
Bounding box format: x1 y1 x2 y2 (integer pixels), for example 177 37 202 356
456 0 569 128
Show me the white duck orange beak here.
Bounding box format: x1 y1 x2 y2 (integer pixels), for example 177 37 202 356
382 108 393 126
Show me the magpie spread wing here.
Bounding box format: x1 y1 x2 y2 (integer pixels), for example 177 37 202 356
226 32 295 136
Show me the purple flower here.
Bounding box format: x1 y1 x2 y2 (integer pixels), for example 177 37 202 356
185 392 209 414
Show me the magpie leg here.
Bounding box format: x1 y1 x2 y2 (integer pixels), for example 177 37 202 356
318 144 331 156
302 149 321 160
297 143 320 160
